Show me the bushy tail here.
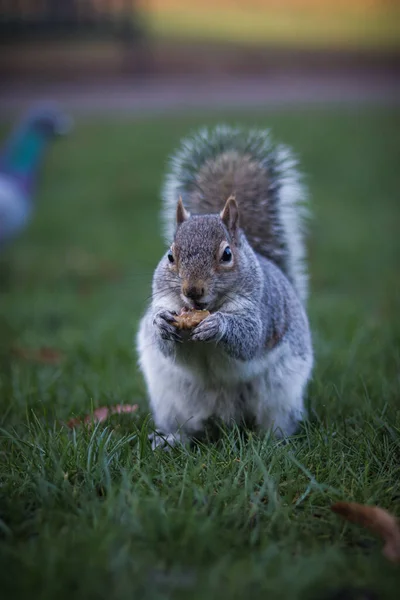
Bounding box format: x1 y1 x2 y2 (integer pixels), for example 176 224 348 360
162 125 310 304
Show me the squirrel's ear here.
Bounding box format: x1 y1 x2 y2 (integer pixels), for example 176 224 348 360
176 196 190 226
220 195 239 236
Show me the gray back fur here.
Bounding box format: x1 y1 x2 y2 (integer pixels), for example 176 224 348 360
162 125 310 303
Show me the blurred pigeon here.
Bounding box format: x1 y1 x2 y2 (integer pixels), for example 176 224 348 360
0 105 72 248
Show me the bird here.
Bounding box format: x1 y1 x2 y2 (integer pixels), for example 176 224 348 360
0 105 72 249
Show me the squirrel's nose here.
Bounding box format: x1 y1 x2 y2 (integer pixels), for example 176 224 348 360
182 283 205 301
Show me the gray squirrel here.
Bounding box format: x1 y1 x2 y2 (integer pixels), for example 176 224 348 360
137 125 313 448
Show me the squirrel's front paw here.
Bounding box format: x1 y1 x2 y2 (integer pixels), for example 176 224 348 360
191 312 225 343
153 310 182 343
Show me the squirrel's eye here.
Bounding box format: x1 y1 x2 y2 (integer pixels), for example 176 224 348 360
167 250 174 263
221 246 232 262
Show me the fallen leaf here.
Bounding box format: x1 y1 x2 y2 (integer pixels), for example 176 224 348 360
12 346 63 365
65 416 83 428
77 283 93 296
66 404 138 429
99 262 122 282
331 501 400 563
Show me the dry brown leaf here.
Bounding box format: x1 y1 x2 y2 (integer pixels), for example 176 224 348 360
99 262 122 282
77 283 93 296
12 346 63 365
66 404 138 429
173 309 210 330
331 501 400 563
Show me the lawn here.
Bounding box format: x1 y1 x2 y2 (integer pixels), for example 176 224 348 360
0 108 399 599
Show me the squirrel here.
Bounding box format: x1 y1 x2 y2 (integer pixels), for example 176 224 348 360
136 125 313 448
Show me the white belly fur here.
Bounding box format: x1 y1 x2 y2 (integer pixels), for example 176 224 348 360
136 313 311 437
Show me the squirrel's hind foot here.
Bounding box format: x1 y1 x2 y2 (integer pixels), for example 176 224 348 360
148 431 188 451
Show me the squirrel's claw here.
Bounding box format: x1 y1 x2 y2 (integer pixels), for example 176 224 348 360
153 310 182 343
191 313 225 343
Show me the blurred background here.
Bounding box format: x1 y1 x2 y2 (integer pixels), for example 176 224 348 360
0 5 400 595
0 1 399 416
0 0 399 110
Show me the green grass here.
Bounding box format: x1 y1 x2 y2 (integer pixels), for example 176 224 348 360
148 6 400 51
0 109 400 599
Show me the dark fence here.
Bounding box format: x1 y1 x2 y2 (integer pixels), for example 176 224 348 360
0 1 146 42
0 1 150 75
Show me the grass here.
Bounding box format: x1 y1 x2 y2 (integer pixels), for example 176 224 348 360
0 108 400 599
